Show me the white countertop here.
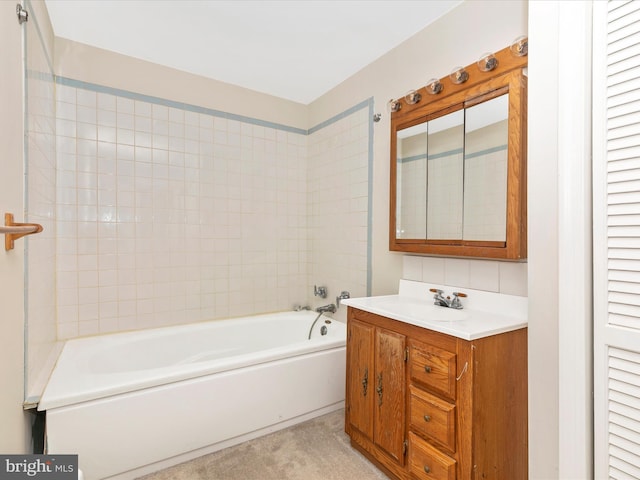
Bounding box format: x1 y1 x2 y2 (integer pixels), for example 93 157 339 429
341 280 527 341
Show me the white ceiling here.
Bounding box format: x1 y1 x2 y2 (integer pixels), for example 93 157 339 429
44 0 462 105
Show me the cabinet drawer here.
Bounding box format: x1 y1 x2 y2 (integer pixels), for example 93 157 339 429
408 432 456 480
409 341 457 400
409 386 456 453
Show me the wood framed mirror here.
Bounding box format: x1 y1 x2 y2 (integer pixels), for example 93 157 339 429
389 45 527 260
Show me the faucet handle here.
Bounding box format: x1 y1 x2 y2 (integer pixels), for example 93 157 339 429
450 292 467 309
314 285 327 298
429 288 444 295
336 291 350 308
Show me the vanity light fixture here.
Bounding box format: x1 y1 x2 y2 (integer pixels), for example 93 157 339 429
387 98 402 113
449 66 469 85
425 78 443 95
477 52 498 72
404 90 422 105
510 35 528 57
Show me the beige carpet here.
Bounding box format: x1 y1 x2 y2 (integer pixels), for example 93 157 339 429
138 409 389 480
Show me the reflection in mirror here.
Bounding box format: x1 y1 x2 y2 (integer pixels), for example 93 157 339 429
463 94 509 241
427 109 464 240
396 123 427 239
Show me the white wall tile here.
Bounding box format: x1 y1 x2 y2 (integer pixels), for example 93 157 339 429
57 322 79 340
444 258 471 288
499 262 528 297
403 256 423 281
57 85 76 104
422 257 446 284
76 89 96 108
97 93 116 112
77 106 96 124
134 100 151 117
469 259 500 292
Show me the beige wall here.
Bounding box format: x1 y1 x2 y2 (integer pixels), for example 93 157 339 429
0 2 30 453
55 38 308 131
308 0 528 296
528 3 559 476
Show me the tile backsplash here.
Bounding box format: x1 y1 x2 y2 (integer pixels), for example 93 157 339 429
402 255 527 297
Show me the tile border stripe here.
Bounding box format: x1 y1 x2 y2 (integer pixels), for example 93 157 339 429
308 98 372 134
55 76 307 135
55 76 373 138
366 98 374 297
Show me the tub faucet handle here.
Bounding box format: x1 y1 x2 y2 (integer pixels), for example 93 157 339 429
314 285 327 298
336 291 350 308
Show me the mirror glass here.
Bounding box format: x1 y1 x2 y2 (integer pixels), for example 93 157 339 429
393 93 511 244
396 123 427 239
427 109 464 240
463 94 509 241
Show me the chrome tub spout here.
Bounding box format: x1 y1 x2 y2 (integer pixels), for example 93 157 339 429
316 304 337 314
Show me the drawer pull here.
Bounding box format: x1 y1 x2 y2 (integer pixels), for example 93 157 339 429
424 465 431 474
423 415 431 422
424 365 432 373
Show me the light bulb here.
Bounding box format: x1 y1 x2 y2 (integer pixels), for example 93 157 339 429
449 66 469 85
510 35 528 57
477 52 498 72
404 90 421 105
425 78 443 95
387 99 401 113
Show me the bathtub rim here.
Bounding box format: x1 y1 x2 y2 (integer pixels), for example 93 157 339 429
38 311 345 411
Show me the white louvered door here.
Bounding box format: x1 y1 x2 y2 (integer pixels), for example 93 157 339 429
594 1 640 478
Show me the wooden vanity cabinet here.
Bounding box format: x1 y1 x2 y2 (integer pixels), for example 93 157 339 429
345 307 528 480
346 316 407 476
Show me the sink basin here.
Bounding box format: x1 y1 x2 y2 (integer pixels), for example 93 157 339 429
377 300 469 322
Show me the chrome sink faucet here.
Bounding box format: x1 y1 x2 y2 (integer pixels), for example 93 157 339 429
429 289 467 309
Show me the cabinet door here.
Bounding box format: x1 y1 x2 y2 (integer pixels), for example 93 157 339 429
374 327 406 463
347 318 375 439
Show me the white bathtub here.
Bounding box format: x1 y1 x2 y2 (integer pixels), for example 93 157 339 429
38 311 346 480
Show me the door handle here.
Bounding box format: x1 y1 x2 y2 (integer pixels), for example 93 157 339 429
376 372 383 406
362 368 368 396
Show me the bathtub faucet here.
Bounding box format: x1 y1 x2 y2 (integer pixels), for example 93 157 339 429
316 303 337 314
